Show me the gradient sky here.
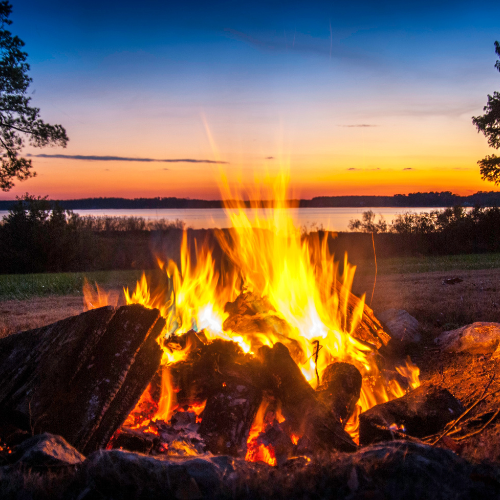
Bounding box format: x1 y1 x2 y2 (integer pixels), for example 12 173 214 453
2 0 500 200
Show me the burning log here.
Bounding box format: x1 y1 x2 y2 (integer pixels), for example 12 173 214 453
198 372 262 456
170 338 264 456
223 291 390 362
316 362 362 426
258 342 357 453
359 382 464 445
0 305 165 455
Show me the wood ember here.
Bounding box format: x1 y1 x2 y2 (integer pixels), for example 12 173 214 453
0 304 165 455
258 342 357 453
171 339 259 406
359 382 464 445
316 362 362 425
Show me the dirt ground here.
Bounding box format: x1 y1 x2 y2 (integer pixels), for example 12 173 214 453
1 267 500 464
2 267 499 340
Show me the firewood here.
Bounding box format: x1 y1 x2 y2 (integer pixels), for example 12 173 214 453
359 382 464 445
169 339 263 456
223 290 390 364
198 366 262 456
258 342 357 453
317 362 362 425
0 305 165 454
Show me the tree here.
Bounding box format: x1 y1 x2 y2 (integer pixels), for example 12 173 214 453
472 41 500 184
0 1 68 191
348 210 387 233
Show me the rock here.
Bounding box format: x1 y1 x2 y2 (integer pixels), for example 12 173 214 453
225 441 499 500
10 433 85 468
435 322 500 354
359 383 464 445
377 309 421 344
442 277 464 285
79 449 228 499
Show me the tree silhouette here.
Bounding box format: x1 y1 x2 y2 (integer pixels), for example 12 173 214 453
0 1 68 191
472 41 500 184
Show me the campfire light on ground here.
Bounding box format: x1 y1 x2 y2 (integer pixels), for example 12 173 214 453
84 172 420 462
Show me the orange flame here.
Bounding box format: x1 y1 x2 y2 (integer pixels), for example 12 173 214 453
83 171 420 457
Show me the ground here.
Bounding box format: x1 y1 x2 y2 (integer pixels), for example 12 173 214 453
1 265 500 464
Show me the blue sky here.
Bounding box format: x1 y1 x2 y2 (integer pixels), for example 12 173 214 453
4 0 500 199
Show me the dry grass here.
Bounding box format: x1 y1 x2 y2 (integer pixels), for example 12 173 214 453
353 268 500 342
0 296 83 339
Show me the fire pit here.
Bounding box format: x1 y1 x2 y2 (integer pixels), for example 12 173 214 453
80 177 422 462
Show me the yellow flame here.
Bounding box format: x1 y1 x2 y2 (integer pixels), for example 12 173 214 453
84 170 420 446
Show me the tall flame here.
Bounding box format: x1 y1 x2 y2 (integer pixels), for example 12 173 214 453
84 170 420 454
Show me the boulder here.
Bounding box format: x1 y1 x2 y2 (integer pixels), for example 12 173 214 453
377 309 421 344
9 433 85 468
79 449 229 499
435 322 500 354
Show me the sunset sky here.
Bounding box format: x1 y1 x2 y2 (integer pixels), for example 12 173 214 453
2 0 500 200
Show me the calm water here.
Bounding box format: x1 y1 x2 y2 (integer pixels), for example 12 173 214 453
0 207 449 232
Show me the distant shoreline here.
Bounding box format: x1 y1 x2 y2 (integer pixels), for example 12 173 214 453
0 191 500 210
1 191 500 210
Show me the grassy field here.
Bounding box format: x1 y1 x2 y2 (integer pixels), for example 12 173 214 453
0 269 148 301
1 253 500 301
354 252 500 276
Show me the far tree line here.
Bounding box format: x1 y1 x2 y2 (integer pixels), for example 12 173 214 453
3 190 500 210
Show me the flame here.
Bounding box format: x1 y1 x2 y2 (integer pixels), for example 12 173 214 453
245 399 277 466
83 279 119 311
83 171 420 459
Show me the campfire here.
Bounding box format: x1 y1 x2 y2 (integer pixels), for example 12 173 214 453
4 175 500 498
81 173 421 462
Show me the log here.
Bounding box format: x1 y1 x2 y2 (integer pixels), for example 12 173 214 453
258 342 357 453
359 382 464 445
198 365 262 456
316 362 362 426
170 338 263 456
0 304 165 454
223 291 390 364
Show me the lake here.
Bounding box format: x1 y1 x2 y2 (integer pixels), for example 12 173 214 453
0 207 449 232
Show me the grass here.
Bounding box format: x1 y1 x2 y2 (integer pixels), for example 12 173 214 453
1 253 500 301
0 270 148 301
354 252 500 276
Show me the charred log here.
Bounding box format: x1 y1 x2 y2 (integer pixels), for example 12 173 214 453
0 305 165 454
258 342 357 452
169 339 263 456
112 428 159 454
223 290 390 365
359 382 464 445
198 369 262 456
317 362 362 426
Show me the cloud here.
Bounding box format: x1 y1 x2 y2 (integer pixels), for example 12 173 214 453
223 28 371 64
403 167 414 170
27 154 228 164
347 167 360 171
339 124 377 128
265 156 274 160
